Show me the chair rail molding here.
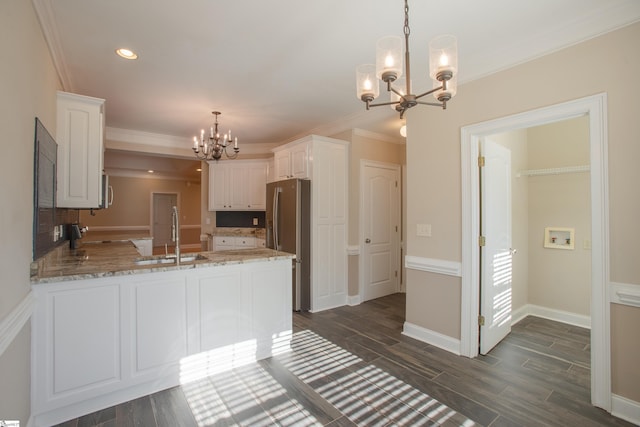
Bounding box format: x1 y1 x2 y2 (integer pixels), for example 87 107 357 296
404 255 462 277
0 291 34 357
610 282 640 308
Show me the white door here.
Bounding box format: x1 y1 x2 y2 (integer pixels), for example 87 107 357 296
362 162 400 302
480 138 513 354
153 193 177 248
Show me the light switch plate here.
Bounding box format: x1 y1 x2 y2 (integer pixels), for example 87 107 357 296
417 224 431 237
253 217 259 226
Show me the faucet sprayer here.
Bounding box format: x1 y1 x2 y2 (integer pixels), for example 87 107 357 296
172 206 180 265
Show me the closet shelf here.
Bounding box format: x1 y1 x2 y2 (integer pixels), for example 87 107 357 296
517 165 590 178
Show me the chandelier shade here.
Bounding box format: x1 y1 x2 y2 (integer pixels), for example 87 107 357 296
376 36 403 82
356 64 379 102
355 0 458 118
192 111 239 161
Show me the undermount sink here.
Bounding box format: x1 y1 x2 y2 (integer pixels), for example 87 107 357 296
134 253 208 266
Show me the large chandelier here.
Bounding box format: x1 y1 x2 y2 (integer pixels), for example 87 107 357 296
192 111 239 161
356 0 458 119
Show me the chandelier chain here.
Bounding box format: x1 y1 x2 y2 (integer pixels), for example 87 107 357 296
404 0 410 37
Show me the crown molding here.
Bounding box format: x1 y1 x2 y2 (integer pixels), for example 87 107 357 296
32 0 73 91
106 127 279 156
353 128 405 145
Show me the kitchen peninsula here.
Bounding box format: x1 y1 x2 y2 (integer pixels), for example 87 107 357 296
30 241 294 427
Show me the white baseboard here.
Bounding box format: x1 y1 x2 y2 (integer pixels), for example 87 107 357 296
511 303 591 329
612 394 640 425
0 291 33 357
402 321 461 356
347 295 361 306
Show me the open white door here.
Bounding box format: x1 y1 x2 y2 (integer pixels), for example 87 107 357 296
361 161 400 302
480 138 513 354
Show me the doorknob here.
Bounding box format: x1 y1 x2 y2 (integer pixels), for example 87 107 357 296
365 238 371 243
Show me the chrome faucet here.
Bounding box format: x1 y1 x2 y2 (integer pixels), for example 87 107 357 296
171 206 180 265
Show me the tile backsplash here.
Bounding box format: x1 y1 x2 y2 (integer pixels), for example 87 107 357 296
216 211 265 228
33 207 78 260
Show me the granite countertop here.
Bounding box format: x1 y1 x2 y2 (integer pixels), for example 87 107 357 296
83 230 152 242
209 227 266 239
31 240 293 284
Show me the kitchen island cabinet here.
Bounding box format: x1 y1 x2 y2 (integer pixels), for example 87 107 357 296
30 244 293 427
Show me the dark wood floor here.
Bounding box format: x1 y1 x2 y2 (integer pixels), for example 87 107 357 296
55 293 632 426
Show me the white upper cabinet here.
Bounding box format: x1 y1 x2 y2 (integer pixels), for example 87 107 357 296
208 160 268 211
273 141 309 180
56 91 105 208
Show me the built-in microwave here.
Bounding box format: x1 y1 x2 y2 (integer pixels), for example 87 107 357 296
100 174 113 209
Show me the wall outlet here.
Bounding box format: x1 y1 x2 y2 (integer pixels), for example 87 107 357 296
253 217 259 226
417 223 432 237
206 217 211 225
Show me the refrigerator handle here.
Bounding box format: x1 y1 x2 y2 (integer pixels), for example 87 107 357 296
273 187 282 250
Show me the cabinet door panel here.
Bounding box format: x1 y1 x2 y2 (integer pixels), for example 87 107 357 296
247 164 267 209
196 271 242 350
290 146 308 178
274 151 291 180
51 285 120 394
209 164 228 210
227 166 246 209
133 278 188 374
56 92 105 208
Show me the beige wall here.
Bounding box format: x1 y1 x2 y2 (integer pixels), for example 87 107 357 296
405 22 640 401
0 0 61 423
80 175 202 245
332 129 406 296
527 117 591 315
611 303 640 402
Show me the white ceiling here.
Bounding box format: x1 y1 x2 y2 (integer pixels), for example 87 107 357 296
34 0 640 176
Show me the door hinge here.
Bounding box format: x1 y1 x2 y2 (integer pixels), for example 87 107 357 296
478 156 485 167
478 315 485 326
395 180 398 188
395 225 398 232
479 235 486 246
395 271 398 277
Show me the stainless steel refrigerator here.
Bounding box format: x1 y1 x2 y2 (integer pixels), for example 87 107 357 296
266 178 311 311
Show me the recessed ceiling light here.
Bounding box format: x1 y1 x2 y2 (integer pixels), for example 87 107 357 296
196 168 202 172
116 48 138 60
147 170 154 173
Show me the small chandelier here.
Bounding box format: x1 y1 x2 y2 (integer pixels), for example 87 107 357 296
192 111 239 161
356 0 458 119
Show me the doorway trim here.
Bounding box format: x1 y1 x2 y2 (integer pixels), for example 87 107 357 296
359 160 402 302
150 191 180 243
460 93 610 410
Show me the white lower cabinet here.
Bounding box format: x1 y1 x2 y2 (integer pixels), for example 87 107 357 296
31 259 292 427
213 235 256 250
